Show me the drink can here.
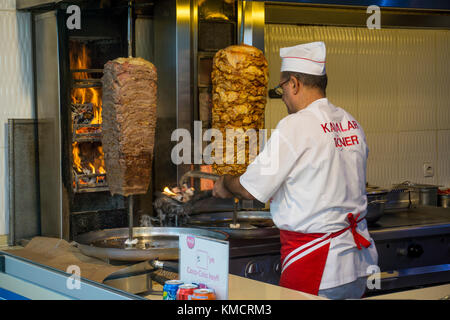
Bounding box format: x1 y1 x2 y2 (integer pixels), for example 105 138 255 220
176 283 198 300
189 288 216 300
163 280 183 300
194 283 208 289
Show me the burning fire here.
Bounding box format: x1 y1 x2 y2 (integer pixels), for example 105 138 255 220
163 187 178 196
72 142 83 173
162 185 195 202
70 42 102 131
72 142 106 184
70 41 107 189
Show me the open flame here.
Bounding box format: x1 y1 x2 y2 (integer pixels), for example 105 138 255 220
163 187 178 196
72 142 106 175
72 142 83 173
70 42 102 132
162 185 195 202
70 42 106 190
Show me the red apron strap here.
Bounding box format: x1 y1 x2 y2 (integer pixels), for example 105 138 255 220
346 213 372 250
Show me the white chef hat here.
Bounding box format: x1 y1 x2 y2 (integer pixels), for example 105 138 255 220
280 41 326 75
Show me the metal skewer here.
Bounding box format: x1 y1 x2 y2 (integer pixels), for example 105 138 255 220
125 195 137 248
123 0 137 249
127 0 134 58
230 197 240 229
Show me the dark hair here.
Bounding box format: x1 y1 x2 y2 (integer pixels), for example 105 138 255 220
282 71 328 96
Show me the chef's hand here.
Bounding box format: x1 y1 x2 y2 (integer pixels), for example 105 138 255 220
212 176 234 199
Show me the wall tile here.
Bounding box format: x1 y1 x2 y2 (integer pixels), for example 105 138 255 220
397 29 436 131
357 28 398 133
437 130 450 187
366 132 399 188
0 11 33 235
436 30 450 130
0 12 34 122
398 131 437 185
0 0 15 10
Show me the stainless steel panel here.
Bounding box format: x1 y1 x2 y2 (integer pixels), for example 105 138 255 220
0 252 144 300
135 17 154 62
34 11 63 238
8 119 40 245
175 0 193 180
242 1 265 52
16 0 62 10
153 0 192 191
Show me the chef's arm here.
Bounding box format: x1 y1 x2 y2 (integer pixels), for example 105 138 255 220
223 175 256 200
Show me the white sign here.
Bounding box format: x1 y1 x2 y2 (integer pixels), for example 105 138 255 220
179 234 229 300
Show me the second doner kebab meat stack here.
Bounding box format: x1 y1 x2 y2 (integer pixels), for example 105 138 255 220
101 57 157 196
211 44 268 176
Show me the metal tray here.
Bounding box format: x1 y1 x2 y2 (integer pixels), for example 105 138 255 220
74 227 229 262
185 211 280 239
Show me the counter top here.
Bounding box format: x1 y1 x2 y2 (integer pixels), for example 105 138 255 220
143 274 326 300
365 283 450 300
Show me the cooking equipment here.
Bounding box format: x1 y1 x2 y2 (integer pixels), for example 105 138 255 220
175 170 274 238
439 194 450 208
102 258 180 295
413 184 439 206
227 206 450 295
186 210 279 239
385 184 414 212
366 187 389 224
74 227 228 262
394 181 439 207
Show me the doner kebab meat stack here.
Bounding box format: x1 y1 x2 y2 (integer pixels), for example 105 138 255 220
101 57 157 196
211 44 268 176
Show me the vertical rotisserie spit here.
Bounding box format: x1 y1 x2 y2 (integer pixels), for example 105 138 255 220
101 57 157 197
211 44 268 176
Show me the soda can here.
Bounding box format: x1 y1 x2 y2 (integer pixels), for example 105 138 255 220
191 282 207 289
176 283 198 300
163 280 183 300
189 288 216 300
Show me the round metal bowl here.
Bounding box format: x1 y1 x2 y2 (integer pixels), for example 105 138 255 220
74 227 229 262
184 211 280 239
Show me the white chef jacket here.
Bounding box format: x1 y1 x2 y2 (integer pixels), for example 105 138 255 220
240 98 378 289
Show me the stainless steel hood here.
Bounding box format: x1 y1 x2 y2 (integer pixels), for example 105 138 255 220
16 0 63 10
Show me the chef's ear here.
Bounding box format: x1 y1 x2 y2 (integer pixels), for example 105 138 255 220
292 76 300 93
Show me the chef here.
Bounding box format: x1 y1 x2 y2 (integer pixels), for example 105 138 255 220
212 41 378 299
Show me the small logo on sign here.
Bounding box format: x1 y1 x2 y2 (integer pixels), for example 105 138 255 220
187 236 195 249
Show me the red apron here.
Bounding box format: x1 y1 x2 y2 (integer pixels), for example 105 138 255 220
279 213 372 295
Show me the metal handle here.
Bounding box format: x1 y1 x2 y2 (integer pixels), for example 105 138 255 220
368 199 388 205
151 260 179 274
179 170 220 187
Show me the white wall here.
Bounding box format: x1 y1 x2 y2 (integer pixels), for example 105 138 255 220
265 24 450 189
0 0 34 236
